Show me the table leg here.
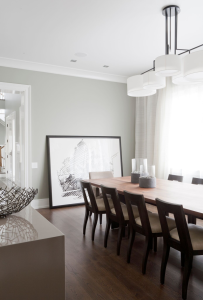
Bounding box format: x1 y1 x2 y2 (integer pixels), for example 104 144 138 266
188 215 196 224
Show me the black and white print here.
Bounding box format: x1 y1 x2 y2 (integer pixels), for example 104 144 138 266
47 136 122 207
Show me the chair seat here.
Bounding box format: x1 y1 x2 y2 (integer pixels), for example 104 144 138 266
95 197 114 211
111 203 140 220
135 213 176 233
170 224 203 251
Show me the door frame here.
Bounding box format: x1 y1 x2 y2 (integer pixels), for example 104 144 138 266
0 82 31 188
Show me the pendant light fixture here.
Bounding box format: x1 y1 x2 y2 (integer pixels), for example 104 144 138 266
127 75 156 97
127 4 203 97
184 50 203 81
143 70 166 90
155 6 181 77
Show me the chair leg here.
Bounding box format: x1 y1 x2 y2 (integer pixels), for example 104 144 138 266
99 214 102 225
104 217 111 248
154 236 157 252
92 213 98 241
83 208 89 235
182 255 193 300
89 211 92 216
181 252 185 267
160 243 170 284
142 237 151 274
127 228 135 263
117 225 124 256
150 238 153 250
122 226 125 237
127 224 131 239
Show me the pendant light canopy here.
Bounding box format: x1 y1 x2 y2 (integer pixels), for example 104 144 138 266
155 54 181 77
143 71 166 90
127 75 156 97
184 50 203 81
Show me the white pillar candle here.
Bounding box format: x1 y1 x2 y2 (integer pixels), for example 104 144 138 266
131 159 136 173
140 165 143 174
150 165 155 177
143 159 148 173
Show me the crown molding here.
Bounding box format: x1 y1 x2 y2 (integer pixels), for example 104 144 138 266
0 56 127 84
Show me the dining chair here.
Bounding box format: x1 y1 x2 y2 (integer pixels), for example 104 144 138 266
156 198 203 300
188 177 203 224
192 177 203 185
80 181 114 241
124 191 176 274
89 171 113 218
168 174 183 182
101 185 140 256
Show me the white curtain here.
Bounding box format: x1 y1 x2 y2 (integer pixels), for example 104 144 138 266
135 78 203 182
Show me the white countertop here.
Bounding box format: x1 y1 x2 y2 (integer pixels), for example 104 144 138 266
0 205 64 247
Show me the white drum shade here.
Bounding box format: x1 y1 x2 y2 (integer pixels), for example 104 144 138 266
143 71 166 90
184 50 203 81
127 75 156 97
155 54 181 77
172 56 201 85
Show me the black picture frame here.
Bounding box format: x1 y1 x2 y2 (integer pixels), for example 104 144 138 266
47 135 123 208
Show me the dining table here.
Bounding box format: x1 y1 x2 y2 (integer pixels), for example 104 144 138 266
86 176 203 223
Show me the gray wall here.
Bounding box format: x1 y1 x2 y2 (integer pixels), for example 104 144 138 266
0 67 135 200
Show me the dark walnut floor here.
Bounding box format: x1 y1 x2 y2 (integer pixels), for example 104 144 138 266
38 205 203 300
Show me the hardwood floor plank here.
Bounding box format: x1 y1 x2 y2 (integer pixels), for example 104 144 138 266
38 206 203 300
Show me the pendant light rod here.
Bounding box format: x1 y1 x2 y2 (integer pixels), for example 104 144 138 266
139 5 203 76
175 6 178 54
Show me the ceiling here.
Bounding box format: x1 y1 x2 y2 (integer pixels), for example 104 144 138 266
0 0 203 82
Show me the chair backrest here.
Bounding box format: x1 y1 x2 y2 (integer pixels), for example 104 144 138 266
156 198 193 253
124 191 151 236
89 171 113 179
192 177 203 185
101 185 124 222
168 174 183 182
80 181 98 212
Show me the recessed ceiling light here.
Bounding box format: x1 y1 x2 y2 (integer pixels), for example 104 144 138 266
75 52 87 58
103 65 109 68
70 60 77 62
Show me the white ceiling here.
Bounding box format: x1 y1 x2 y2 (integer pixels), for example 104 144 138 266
0 0 203 81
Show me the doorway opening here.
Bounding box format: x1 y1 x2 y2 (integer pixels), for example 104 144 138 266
0 83 31 189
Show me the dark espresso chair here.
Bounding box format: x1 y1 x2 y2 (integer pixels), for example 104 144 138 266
156 198 203 300
189 177 203 224
101 185 140 256
89 171 113 218
124 191 176 274
168 174 183 182
192 177 203 185
81 181 114 241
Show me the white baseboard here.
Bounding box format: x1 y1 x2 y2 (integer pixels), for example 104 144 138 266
31 198 49 209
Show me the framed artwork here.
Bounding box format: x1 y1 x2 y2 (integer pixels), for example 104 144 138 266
47 136 123 208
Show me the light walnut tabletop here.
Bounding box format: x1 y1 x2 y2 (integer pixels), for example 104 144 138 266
86 176 203 219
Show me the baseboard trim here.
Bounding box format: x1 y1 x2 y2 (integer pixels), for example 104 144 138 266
31 198 49 209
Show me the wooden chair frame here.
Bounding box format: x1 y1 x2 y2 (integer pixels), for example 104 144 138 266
168 174 183 182
189 177 203 224
156 198 203 300
101 185 129 256
124 191 162 274
81 181 106 241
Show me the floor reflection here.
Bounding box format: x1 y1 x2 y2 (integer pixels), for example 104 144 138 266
0 215 38 246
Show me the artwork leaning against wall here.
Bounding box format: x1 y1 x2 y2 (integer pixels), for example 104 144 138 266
47 136 123 208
